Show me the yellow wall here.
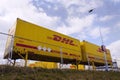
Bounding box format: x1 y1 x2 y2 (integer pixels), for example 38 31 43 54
29 61 58 69
13 18 82 62
81 40 112 64
70 64 85 70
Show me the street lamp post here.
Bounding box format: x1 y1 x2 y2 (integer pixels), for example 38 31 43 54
101 45 108 71
88 9 108 71
99 27 108 71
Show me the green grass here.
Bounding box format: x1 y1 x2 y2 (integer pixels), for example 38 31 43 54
0 65 120 80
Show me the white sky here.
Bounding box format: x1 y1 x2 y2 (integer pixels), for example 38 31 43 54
0 0 120 60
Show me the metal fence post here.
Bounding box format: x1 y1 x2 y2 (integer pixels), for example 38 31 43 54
60 47 63 69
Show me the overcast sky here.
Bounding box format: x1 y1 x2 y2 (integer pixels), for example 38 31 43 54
0 0 120 59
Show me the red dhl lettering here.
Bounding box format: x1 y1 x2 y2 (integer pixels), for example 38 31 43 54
97 48 108 53
52 35 77 46
97 48 103 52
70 65 76 68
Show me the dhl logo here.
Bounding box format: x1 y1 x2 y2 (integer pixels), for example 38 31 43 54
97 48 103 52
97 47 108 53
47 35 78 46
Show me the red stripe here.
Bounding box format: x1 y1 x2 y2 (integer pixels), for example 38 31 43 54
88 56 95 59
63 52 68 55
51 50 68 55
51 50 60 54
16 43 80 57
107 60 112 62
88 56 112 62
16 43 37 49
70 54 78 57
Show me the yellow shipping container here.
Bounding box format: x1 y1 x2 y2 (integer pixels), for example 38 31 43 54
29 61 58 69
4 18 82 64
70 64 85 70
80 40 112 66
